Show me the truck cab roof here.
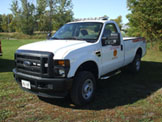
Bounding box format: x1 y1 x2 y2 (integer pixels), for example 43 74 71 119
68 20 109 24
68 17 110 24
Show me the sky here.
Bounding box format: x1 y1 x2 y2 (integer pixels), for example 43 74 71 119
0 0 130 24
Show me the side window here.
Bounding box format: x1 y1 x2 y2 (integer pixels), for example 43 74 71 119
102 23 120 46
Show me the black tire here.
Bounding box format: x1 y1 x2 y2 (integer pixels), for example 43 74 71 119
71 71 96 106
129 54 141 73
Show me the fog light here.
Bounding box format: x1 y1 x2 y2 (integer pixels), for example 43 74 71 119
44 63 48 67
58 69 65 77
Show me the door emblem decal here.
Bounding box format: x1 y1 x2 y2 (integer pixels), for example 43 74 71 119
113 50 117 57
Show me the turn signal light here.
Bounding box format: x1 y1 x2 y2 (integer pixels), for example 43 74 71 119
54 60 70 67
58 60 65 66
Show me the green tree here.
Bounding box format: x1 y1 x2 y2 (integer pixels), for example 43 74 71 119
10 0 73 34
37 13 51 32
10 0 20 32
37 0 47 16
19 0 36 35
1 14 14 32
53 0 73 30
0 15 3 32
47 0 73 31
111 16 123 30
11 0 20 16
1 15 8 32
47 0 56 32
36 0 48 31
8 14 15 32
127 0 162 45
11 0 36 35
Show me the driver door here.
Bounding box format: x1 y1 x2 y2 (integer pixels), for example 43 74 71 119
101 23 124 75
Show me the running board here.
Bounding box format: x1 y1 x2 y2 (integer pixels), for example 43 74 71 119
100 70 121 80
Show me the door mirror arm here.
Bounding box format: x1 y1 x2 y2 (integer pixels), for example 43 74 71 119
102 37 108 41
101 37 108 46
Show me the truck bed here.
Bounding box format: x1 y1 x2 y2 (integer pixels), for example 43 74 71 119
123 37 145 41
123 37 146 66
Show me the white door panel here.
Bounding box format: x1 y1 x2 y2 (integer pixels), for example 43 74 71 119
100 23 124 76
101 45 124 75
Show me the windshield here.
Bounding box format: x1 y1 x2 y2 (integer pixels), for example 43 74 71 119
51 22 103 42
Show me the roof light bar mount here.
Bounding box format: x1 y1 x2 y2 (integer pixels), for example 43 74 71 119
73 16 109 22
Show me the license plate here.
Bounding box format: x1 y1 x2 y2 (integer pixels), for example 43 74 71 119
22 80 31 89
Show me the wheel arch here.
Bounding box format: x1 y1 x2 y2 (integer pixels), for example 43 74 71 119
74 61 99 79
136 47 142 58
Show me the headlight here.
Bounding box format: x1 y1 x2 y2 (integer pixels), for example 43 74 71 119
53 60 70 77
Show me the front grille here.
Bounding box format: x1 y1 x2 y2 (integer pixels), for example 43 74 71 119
15 50 54 78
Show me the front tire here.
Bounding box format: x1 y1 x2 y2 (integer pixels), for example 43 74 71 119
71 71 96 106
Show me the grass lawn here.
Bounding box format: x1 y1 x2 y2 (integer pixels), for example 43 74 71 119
0 39 162 122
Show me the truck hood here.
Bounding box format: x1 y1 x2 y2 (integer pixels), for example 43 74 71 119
18 40 90 57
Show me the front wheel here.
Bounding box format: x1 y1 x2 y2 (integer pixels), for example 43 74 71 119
71 71 96 106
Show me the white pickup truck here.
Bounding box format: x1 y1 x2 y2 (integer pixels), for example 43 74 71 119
13 18 146 106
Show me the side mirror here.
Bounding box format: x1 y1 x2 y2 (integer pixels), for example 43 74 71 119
108 33 119 40
101 36 107 41
101 36 108 46
47 32 52 39
102 33 120 46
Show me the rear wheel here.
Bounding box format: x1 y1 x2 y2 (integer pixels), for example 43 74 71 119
71 71 96 106
129 54 141 73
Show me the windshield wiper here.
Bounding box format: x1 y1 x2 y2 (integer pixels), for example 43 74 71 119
51 37 91 42
62 37 87 41
63 37 79 40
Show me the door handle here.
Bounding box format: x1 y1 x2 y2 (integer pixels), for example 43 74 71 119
121 45 123 51
95 51 101 57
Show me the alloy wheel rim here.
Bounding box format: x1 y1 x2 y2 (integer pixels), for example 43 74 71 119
82 79 94 100
136 59 141 71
